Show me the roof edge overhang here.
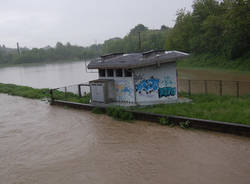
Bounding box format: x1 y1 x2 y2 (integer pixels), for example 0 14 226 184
87 54 189 70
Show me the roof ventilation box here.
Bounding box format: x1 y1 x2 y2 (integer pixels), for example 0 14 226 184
142 50 165 58
100 53 124 61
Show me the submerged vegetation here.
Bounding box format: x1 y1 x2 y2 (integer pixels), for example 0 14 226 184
1 0 249 70
92 107 134 122
133 93 250 125
106 107 134 121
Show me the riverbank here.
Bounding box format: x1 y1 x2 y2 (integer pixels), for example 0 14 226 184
178 54 250 72
0 83 90 103
1 83 249 126
133 93 250 125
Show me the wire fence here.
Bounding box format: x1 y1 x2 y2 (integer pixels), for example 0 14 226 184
55 83 90 97
178 79 250 97
50 83 91 103
49 79 250 103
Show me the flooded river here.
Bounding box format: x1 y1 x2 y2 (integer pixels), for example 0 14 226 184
0 61 250 89
0 61 98 88
0 94 250 184
179 68 250 82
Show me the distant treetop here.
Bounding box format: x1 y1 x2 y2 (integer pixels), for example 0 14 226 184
129 24 148 34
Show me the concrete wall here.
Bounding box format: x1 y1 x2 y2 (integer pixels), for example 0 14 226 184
134 62 177 103
99 70 135 103
97 62 177 104
114 77 134 103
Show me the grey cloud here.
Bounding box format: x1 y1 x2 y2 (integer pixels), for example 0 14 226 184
0 0 193 48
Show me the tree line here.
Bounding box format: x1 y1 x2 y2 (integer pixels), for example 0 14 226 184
166 0 249 60
0 24 170 65
0 0 249 67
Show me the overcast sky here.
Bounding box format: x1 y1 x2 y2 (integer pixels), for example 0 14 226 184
0 0 193 48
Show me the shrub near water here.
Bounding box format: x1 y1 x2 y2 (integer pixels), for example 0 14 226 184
106 107 134 121
92 107 105 114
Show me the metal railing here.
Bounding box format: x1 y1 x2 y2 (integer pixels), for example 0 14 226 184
178 79 250 97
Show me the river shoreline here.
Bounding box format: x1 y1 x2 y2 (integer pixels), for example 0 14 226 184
1 83 250 126
1 93 250 184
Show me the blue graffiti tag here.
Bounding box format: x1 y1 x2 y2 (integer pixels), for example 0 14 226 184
158 87 176 98
121 87 132 94
136 77 160 94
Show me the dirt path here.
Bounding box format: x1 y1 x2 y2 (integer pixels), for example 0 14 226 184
0 94 249 184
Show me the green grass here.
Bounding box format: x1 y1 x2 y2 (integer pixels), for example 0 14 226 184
0 83 50 99
178 53 250 72
0 83 90 104
1 83 250 125
133 93 250 125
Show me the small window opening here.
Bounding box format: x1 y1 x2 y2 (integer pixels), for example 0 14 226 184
124 69 132 77
116 69 123 77
99 69 106 77
107 69 114 77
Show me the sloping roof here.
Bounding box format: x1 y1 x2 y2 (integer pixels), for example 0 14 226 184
87 50 189 69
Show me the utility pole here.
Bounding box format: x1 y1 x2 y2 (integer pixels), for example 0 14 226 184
138 31 141 52
17 42 21 56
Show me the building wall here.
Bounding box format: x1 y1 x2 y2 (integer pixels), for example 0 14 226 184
114 77 135 103
99 71 135 103
134 62 177 103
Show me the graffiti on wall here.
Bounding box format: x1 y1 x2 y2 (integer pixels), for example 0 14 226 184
162 76 174 86
115 80 133 101
136 76 160 95
136 75 177 99
158 76 176 98
158 87 176 98
133 72 144 81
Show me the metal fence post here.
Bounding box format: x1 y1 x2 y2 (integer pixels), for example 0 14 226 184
188 80 191 96
78 85 82 97
49 89 54 104
64 87 67 99
236 81 240 98
204 80 208 95
219 80 222 96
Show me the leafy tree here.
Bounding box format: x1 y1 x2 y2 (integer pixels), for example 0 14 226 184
165 0 250 59
129 24 148 34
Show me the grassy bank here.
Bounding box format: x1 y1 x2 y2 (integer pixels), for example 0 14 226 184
133 93 250 125
1 83 250 125
0 83 90 104
178 53 250 72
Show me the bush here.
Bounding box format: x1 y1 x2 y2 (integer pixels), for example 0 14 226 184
159 117 175 127
179 120 191 129
106 107 134 121
92 107 105 114
106 107 116 116
159 117 170 126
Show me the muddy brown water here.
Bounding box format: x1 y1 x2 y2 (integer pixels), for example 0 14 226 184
0 94 250 184
178 68 250 82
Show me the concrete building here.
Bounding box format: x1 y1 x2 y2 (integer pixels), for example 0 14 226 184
87 50 189 105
